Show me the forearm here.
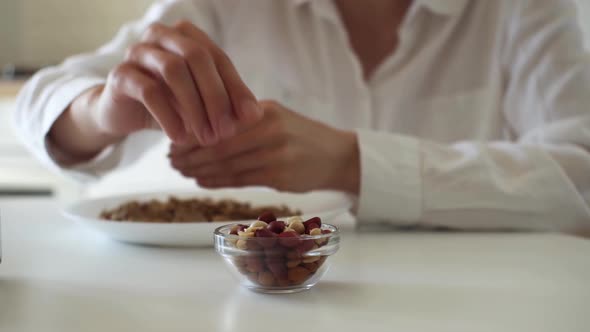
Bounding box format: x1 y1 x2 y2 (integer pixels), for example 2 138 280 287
329 130 361 195
14 0 222 177
48 85 121 164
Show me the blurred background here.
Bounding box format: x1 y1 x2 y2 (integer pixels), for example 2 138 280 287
0 0 187 201
0 0 152 68
1 0 590 201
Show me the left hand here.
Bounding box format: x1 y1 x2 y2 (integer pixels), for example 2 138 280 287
168 100 360 193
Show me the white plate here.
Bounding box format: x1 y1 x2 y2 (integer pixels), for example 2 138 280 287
63 189 352 247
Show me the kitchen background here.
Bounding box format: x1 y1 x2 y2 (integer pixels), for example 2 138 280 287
1 0 590 201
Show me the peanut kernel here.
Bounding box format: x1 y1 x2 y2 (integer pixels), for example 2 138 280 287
302 262 319 272
258 271 276 287
309 228 322 236
236 239 249 250
288 266 311 284
246 226 265 233
237 231 255 238
287 216 303 225
289 221 305 234
302 255 320 263
249 220 268 229
286 259 302 268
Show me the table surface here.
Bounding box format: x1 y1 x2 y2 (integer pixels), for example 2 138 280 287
0 198 589 332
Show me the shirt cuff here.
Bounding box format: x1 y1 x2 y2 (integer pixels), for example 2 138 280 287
355 129 423 225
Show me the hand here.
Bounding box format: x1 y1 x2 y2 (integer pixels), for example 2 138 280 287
168 100 360 194
93 20 261 145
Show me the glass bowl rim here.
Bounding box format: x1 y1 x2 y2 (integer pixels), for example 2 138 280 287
214 223 340 241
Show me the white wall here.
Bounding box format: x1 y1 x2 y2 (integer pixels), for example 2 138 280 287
576 0 590 48
2 0 590 67
0 1 20 65
0 0 153 67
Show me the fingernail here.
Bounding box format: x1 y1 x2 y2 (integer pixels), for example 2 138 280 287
200 126 217 146
240 100 262 120
218 112 236 139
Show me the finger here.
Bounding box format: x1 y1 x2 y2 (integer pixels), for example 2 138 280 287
215 53 263 124
125 42 213 145
110 63 186 143
170 118 279 168
188 49 236 140
167 102 271 158
142 23 235 142
174 21 262 124
168 141 200 157
176 147 281 178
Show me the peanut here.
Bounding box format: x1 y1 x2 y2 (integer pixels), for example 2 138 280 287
249 220 268 229
288 266 311 284
245 257 265 273
309 228 322 236
302 255 320 263
258 211 277 222
303 262 319 272
286 259 302 268
237 231 255 238
287 216 303 225
257 271 276 287
289 221 305 234
236 239 248 250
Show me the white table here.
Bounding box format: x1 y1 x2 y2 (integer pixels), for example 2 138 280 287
0 97 78 199
1 198 589 332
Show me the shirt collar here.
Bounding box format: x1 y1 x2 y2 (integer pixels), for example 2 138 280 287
290 0 470 17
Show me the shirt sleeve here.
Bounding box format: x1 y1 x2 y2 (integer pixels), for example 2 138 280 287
13 0 220 181
355 0 590 231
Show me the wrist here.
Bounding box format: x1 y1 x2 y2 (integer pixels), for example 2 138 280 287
49 85 120 163
83 85 122 143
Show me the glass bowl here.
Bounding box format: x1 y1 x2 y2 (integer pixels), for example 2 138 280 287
214 223 340 294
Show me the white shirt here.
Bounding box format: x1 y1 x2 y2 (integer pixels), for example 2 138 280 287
14 0 590 230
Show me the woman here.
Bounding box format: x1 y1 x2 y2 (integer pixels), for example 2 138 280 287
14 0 590 230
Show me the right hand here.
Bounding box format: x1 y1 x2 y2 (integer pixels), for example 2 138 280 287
93 20 262 146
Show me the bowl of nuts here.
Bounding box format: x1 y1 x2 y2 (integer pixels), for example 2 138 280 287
214 212 340 294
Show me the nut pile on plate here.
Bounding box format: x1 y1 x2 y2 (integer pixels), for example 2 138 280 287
100 197 300 223
228 212 333 287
